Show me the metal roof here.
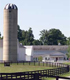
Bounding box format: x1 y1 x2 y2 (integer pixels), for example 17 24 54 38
33 51 66 57
4 3 17 10
32 45 68 51
50 52 65 56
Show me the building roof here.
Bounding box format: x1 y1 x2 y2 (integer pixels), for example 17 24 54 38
4 3 17 10
50 52 65 56
32 45 68 51
19 43 26 48
0 39 68 50
33 51 66 57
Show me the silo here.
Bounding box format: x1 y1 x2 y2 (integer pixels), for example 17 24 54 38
3 4 18 62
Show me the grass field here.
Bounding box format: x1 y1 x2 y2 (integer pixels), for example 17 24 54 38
0 63 56 80
60 62 70 77
0 62 70 80
0 63 55 73
0 62 70 73
64 62 70 65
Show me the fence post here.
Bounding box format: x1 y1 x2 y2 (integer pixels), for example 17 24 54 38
1 74 2 80
43 62 44 66
17 61 18 65
46 62 47 66
38 61 40 66
11 61 12 64
48 62 50 66
56 76 59 80
67 65 69 72
56 63 57 67
55 63 56 67
34 61 35 66
52 63 53 67
23 61 24 65
29 61 30 65
34 73 42 80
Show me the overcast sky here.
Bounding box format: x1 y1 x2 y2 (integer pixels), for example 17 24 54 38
0 0 70 39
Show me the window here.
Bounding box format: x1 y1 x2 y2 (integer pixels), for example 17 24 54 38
45 57 47 60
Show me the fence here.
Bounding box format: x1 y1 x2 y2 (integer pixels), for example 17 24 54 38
0 65 70 80
4 61 68 68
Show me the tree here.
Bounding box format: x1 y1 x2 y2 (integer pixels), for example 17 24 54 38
38 56 42 61
66 37 70 45
17 26 67 45
20 27 34 45
39 28 67 45
0 32 2 39
39 29 48 45
32 40 42 45
48 28 67 45
0 32 1 37
17 25 22 41
67 45 70 59
27 27 34 45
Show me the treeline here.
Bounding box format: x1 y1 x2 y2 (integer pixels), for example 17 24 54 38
17 25 70 45
0 25 70 45
18 25 42 45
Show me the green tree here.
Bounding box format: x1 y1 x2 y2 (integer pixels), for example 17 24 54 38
20 27 34 45
67 45 70 59
17 25 22 41
0 32 2 39
39 29 48 45
0 32 1 39
32 40 42 45
27 27 34 45
39 28 67 45
66 37 70 45
0 32 1 37
38 56 42 61
48 28 67 45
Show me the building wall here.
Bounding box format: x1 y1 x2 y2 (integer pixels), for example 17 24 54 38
0 43 68 62
0 48 3 61
0 40 25 62
26 55 33 61
42 55 50 61
25 46 33 61
32 49 67 62
17 48 25 61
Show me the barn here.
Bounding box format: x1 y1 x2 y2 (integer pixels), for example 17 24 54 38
0 39 68 62
25 45 68 62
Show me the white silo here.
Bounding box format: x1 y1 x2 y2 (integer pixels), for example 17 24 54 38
3 4 18 62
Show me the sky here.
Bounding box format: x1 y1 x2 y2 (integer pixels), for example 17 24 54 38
0 0 70 39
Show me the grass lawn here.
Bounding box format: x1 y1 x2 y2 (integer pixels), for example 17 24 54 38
63 62 70 65
0 63 55 73
0 62 70 80
59 71 70 77
43 71 70 80
60 61 70 77
0 63 56 80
